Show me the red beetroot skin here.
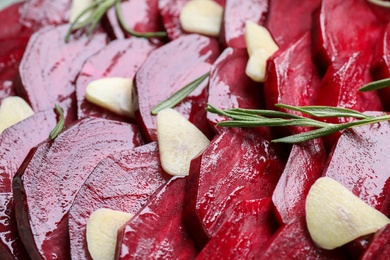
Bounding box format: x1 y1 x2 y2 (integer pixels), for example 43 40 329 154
103 0 165 40
272 139 327 225
158 0 188 40
185 127 285 247
220 0 268 49
69 142 169 260
207 47 264 132
264 32 321 135
135 34 220 141
258 218 349 259
312 0 383 71
76 38 157 121
16 25 109 123
265 0 320 49
323 119 390 217
0 109 57 260
12 118 143 260
361 224 390 260
116 177 198 260
196 199 277 259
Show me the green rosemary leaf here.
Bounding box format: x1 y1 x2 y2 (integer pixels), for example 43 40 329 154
151 72 210 114
276 104 369 119
227 108 302 119
65 2 100 42
367 0 390 8
359 78 390 92
218 118 328 128
49 104 65 140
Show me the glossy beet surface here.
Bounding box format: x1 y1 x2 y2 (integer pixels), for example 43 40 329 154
0 109 57 259
116 177 197 260
207 47 264 132
69 142 168 260
185 127 285 245
221 0 268 48
272 139 327 225
103 0 164 40
323 119 390 217
196 199 277 259
12 118 143 260
17 25 109 122
135 34 220 141
361 224 390 260
76 38 157 121
158 0 188 40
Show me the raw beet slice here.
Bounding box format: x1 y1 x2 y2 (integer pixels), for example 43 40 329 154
196 199 277 259
220 0 268 49
12 118 143 260
103 0 165 40
16 25 109 122
323 118 390 217
158 0 188 40
69 142 169 260
116 176 197 259
361 224 390 260
19 0 71 30
264 32 321 135
272 139 327 225
134 34 220 141
312 0 383 71
0 2 32 40
185 127 285 246
207 47 264 132
258 218 349 259
0 109 57 260
76 38 157 121
265 0 320 49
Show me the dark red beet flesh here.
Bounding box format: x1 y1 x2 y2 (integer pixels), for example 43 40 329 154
185 127 285 247
134 34 220 141
361 224 390 260
116 177 198 260
158 0 188 40
16 25 109 122
272 139 327 225
76 38 157 121
0 109 57 259
12 118 143 260
196 199 277 259
69 142 168 260
207 47 264 132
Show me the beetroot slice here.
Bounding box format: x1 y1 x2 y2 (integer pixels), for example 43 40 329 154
264 32 321 135
265 0 320 49
207 47 264 132
258 218 349 259
134 34 220 141
158 0 188 40
220 0 268 49
184 127 285 247
0 2 32 40
323 118 390 217
196 199 277 259
103 0 164 40
312 0 383 71
0 109 57 260
12 118 143 260
272 139 327 225
69 142 168 260
16 25 109 122
116 177 197 260
76 38 157 121
361 224 390 260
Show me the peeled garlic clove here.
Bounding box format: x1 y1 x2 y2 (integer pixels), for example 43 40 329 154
179 0 223 37
245 21 279 56
156 108 210 176
87 208 133 260
0 96 34 134
306 177 390 250
86 77 134 118
69 0 95 23
245 48 272 82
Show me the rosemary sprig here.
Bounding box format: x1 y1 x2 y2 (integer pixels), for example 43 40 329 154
66 0 166 43
206 104 390 143
151 72 210 115
367 0 390 8
49 104 65 140
359 78 390 92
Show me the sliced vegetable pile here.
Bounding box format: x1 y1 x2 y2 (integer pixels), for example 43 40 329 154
1 0 390 259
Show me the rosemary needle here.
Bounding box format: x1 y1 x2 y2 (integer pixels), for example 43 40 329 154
49 104 65 140
359 78 390 92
